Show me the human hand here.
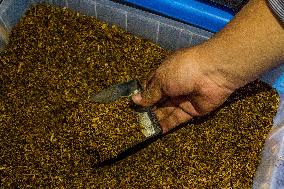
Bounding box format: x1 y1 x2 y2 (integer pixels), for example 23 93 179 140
132 47 237 133
132 0 284 133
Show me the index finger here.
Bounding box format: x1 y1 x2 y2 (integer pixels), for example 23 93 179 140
132 71 164 107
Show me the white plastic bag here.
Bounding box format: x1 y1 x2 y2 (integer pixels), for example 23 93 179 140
254 68 284 189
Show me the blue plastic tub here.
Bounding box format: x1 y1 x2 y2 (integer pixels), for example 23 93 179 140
122 0 234 32
0 0 283 188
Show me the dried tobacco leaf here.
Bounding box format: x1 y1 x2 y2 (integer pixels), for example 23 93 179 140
0 4 279 188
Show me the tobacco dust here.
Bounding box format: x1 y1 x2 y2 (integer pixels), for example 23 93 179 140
0 4 279 188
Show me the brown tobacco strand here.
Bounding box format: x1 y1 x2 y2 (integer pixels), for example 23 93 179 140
0 4 279 188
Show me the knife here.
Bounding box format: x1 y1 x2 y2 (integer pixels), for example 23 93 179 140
90 79 163 168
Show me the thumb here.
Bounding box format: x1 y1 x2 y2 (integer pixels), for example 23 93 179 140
132 76 163 107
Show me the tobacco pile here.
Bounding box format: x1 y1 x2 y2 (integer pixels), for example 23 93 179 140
0 4 279 188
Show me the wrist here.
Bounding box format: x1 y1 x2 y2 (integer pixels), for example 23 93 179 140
191 44 251 91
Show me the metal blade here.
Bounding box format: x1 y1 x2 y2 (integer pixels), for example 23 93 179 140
91 108 162 169
90 80 140 103
92 131 162 169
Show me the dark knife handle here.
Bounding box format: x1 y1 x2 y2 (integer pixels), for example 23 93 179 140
129 80 163 137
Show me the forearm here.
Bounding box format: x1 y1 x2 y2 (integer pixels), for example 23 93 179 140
197 0 284 89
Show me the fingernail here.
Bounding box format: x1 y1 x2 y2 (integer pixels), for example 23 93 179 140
132 93 142 103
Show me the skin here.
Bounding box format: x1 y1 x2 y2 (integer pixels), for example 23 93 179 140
132 0 284 133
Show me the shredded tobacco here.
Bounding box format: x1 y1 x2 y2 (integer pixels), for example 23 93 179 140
90 97 145 162
0 4 279 188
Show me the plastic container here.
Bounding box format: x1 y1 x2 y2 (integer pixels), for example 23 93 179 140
0 0 283 188
0 0 214 51
122 0 234 32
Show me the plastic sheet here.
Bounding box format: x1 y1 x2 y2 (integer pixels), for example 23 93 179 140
253 73 284 189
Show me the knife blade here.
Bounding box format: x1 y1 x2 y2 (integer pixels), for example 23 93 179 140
90 80 140 103
92 131 162 169
92 108 163 169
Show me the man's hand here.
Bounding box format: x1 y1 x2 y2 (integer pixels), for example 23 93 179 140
133 0 284 133
132 48 235 133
